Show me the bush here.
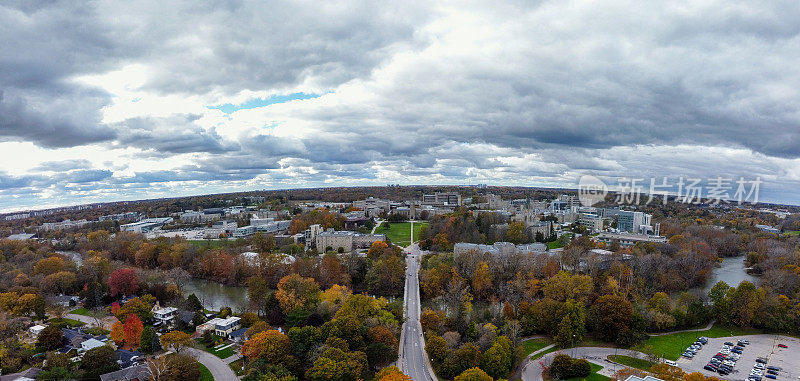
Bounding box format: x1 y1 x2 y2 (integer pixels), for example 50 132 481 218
549 354 591 379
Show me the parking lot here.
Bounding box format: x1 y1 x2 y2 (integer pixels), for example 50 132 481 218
676 334 800 381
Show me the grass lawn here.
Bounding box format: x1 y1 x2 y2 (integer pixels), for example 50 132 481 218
547 240 563 249
523 338 553 356
374 221 428 246
563 362 610 381
198 341 236 359
69 307 90 316
198 362 214 381
608 355 653 371
47 317 85 327
784 231 800 236
644 324 762 360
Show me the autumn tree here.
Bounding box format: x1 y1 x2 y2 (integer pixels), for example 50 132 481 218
276 274 321 316
110 320 125 345
123 314 144 348
472 262 492 299
376 366 412 381
109 268 139 297
160 331 193 353
242 330 291 364
590 294 634 342
454 367 493 381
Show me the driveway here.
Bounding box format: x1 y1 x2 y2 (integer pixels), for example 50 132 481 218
186 347 239 380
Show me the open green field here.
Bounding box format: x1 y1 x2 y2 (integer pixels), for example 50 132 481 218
69 307 90 316
563 362 610 381
784 230 800 236
608 355 652 371
196 339 236 359
644 324 762 360
47 317 85 327
374 221 428 246
523 338 553 356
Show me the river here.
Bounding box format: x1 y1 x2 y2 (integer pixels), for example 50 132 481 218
181 278 249 312
702 256 759 294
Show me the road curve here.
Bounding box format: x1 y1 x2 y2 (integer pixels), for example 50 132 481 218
186 347 239 380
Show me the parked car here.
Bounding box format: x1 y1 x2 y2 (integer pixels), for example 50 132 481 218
724 341 735 346
768 370 779 375
767 366 782 371
704 365 718 372
764 375 777 379
664 360 677 367
777 344 788 348
756 358 768 364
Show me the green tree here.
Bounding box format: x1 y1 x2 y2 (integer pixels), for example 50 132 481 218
140 326 155 354
481 336 513 379
37 325 64 351
81 345 119 379
554 299 586 347
186 293 203 312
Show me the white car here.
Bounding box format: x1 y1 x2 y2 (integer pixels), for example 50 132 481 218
664 360 677 367
723 360 735 367
755 364 766 369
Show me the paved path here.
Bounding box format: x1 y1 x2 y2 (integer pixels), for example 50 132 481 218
522 347 655 381
370 219 384 234
647 320 716 336
65 313 115 329
186 347 239 381
398 243 436 381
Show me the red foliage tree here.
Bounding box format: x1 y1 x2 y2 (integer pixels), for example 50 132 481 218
109 268 139 297
123 314 143 349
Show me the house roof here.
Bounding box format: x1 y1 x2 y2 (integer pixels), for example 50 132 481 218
229 327 248 338
99 364 150 381
0 367 42 381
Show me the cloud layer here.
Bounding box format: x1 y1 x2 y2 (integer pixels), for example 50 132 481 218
2 0 800 211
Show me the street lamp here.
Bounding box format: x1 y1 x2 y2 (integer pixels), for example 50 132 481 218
572 334 576 357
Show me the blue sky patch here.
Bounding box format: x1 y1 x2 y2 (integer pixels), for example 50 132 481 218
208 92 322 114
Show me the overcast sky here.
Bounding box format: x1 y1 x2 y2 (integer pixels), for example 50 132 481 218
2 0 800 212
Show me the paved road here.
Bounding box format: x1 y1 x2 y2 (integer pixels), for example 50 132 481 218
186 347 239 380
522 347 653 381
398 243 436 381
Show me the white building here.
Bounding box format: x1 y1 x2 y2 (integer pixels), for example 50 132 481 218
617 211 653 234
120 217 173 233
593 232 667 247
214 317 241 337
153 306 178 324
233 225 257 238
